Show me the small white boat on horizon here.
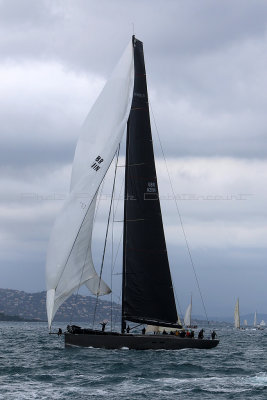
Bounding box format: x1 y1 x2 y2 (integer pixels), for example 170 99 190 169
234 298 240 329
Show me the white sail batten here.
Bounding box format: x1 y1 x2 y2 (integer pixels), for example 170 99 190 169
184 297 192 326
46 40 134 328
234 298 240 329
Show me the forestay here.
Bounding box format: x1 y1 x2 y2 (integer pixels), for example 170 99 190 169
46 40 134 329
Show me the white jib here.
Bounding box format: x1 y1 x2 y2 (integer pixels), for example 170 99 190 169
46 40 134 328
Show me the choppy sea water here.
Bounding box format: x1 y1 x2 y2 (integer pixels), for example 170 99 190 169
0 322 267 399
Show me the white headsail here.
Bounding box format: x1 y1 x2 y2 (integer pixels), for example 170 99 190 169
46 40 134 329
234 298 240 329
254 311 257 327
184 296 192 327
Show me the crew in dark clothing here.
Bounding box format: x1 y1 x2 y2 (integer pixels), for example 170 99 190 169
211 330 217 340
142 327 146 335
180 330 186 337
198 329 204 339
57 328 62 336
126 325 130 334
190 330 194 338
162 329 167 335
100 321 107 332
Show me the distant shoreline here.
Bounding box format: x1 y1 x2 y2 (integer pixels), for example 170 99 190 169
0 312 44 322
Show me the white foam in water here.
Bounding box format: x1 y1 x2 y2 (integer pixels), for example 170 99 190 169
155 376 249 394
246 373 267 387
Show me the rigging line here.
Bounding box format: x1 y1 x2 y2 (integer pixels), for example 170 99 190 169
94 175 106 224
110 145 121 331
110 176 114 331
114 177 124 217
150 103 210 325
114 289 122 328
111 231 123 274
92 146 120 329
129 323 143 330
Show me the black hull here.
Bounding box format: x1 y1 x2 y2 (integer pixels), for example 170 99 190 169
65 331 219 350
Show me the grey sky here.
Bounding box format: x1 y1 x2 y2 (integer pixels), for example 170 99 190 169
0 0 266 318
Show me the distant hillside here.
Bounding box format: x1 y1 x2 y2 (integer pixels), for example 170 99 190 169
0 311 41 322
0 288 121 324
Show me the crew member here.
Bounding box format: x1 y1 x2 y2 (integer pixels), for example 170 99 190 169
100 321 107 332
198 329 204 339
211 330 217 340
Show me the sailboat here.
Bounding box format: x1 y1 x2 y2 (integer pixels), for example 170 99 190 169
184 295 197 328
234 298 240 329
259 320 266 329
46 36 219 350
253 311 265 330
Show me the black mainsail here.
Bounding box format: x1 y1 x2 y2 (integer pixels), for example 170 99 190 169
122 36 179 330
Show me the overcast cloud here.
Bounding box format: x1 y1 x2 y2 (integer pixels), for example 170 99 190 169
0 0 266 319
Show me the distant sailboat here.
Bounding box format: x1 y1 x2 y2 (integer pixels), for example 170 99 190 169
256 320 265 330
184 297 192 327
253 312 265 330
243 319 248 327
234 298 240 329
184 295 197 328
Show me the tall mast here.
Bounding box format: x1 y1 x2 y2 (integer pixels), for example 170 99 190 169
121 102 131 333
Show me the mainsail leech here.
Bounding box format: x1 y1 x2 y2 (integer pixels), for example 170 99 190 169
46 40 134 328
